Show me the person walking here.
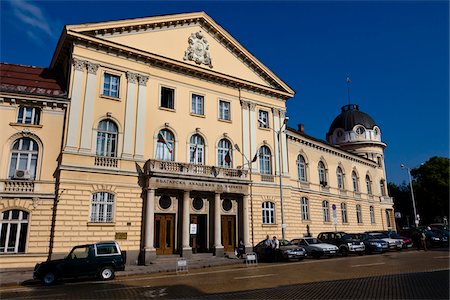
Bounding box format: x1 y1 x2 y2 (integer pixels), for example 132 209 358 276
420 230 427 251
264 235 273 261
236 239 245 259
272 236 280 262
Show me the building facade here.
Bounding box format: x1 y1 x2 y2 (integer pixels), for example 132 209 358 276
0 12 395 267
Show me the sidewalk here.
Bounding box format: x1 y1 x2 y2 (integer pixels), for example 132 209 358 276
0 254 245 288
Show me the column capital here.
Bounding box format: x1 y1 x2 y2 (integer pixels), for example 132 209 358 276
240 99 250 110
248 102 257 111
86 62 99 74
138 75 149 86
72 58 85 71
126 71 138 83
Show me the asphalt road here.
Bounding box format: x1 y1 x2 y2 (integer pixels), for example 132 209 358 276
1 248 449 299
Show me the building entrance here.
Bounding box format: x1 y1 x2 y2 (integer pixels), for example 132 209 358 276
154 214 175 255
221 215 236 252
190 214 207 253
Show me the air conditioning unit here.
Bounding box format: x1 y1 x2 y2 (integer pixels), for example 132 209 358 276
13 169 31 180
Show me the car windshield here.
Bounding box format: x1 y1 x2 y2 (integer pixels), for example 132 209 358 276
305 238 322 244
279 239 290 246
370 234 386 239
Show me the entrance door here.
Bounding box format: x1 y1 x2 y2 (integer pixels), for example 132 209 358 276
221 215 236 252
190 215 207 253
154 214 175 255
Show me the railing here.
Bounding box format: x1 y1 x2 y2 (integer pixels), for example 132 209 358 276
95 156 118 168
4 180 35 193
260 174 274 182
145 159 248 179
380 196 394 204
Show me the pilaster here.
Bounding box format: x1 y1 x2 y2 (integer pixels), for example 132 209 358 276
122 71 138 159
79 61 99 153
134 75 149 159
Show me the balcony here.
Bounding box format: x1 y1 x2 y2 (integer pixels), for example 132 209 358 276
2 180 34 193
95 156 118 168
380 196 394 204
144 159 248 180
261 174 274 183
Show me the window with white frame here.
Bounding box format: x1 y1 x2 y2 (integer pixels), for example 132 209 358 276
189 134 204 164
297 155 307 181
336 167 344 189
301 197 310 221
380 179 386 196
322 200 330 222
366 175 372 195
191 94 204 115
160 87 175 109
103 73 120 98
356 204 363 223
96 120 118 157
318 161 327 186
156 129 175 161
352 171 359 192
259 146 272 174
218 100 230 121
341 202 348 223
258 110 269 128
17 107 41 125
0 210 29 253
8 137 38 179
262 201 275 224
370 206 375 224
90 192 114 223
217 138 232 168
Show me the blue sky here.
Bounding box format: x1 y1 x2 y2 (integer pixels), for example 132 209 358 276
1 1 448 184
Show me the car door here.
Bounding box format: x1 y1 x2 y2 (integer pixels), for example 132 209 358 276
65 245 96 277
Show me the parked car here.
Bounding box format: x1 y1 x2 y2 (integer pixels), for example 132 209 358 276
374 230 413 249
33 241 126 285
290 238 338 259
317 232 365 256
350 233 389 254
253 239 307 262
365 232 403 250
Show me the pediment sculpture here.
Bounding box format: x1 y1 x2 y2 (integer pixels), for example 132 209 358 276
183 31 213 68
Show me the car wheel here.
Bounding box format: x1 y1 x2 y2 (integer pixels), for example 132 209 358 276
42 272 56 285
99 266 115 280
340 247 349 257
312 251 321 259
357 251 364 256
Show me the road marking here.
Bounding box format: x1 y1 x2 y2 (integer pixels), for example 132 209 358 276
94 284 152 292
234 273 276 280
433 255 450 259
351 262 385 267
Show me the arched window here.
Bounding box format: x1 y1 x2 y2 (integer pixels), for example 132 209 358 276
262 201 275 224
8 137 38 179
370 206 375 224
96 120 118 157
356 204 363 223
0 209 29 253
336 167 344 189
366 175 372 195
217 138 232 168
341 203 348 223
352 171 359 192
322 200 330 222
90 192 115 223
318 161 327 186
156 129 175 161
189 134 204 165
380 179 386 196
259 146 272 174
301 197 309 221
297 155 307 181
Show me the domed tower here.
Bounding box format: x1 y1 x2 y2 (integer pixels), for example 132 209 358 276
326 104 386 165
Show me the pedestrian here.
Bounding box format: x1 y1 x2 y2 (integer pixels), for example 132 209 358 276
236 239 245 259
272 236 280 262
264 234 273 261
412 230 420 250
420 230 427 251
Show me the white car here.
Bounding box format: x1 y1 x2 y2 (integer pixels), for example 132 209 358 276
290 238 339 259
367 233 403 250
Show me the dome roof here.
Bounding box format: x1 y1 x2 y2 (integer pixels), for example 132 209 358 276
327 104 377 135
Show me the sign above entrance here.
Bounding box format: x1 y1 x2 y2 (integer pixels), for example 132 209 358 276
151 178 247 194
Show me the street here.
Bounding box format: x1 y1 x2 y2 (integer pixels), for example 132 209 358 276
1 249 449 299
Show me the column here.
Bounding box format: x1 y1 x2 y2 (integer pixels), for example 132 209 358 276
79 62 99 153
134 75 149 159
280 110 289 175
122 72 138 159
242 194 251 252
249 102 257 172
144 188 156 264
182 191 192 257
240 100 250 169
65 58 85 152
272 108 281 175
214 192 224 256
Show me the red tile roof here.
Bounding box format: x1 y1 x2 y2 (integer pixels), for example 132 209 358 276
0 63 66 97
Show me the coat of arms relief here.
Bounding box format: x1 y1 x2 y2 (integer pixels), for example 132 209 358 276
183 31 213 68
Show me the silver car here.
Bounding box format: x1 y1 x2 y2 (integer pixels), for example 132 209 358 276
290 238 339 259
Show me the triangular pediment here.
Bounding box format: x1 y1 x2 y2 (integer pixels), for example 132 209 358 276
64 12 294 96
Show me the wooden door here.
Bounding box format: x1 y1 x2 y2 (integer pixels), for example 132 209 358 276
154 214 175 255
190 215 207 253
221 215 236 252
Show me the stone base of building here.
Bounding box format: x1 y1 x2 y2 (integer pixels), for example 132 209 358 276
182 247 193 258
214 246 224 257
144 248 157 265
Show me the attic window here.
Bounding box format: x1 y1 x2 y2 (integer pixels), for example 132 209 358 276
355 127 365 135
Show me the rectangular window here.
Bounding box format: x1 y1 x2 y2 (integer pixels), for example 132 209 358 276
356 205 363 224
301 198 310 221
191 94 204 115
258 110 269 128
219 100 230 121
103 73 120 98
17 107 40 125
161 87 175 109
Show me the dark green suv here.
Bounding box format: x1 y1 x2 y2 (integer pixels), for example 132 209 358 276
33 241 126 285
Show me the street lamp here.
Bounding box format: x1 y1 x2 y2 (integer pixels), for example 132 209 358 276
259 116 289 240
401 164 419 227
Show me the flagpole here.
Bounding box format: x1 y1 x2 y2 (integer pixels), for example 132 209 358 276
346 77 351 105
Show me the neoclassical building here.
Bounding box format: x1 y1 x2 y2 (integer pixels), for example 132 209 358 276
0 12 395 267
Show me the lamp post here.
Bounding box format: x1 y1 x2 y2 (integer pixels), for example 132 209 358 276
401 164 419 227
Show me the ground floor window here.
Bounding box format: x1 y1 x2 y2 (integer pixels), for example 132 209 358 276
0 210 29 253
